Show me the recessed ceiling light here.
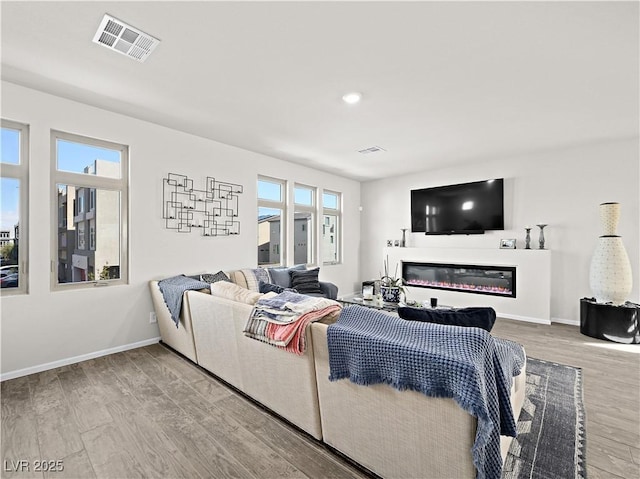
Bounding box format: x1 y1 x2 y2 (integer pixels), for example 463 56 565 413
342 92 362 104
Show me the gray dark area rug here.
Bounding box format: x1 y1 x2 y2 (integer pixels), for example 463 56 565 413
502 357 587 479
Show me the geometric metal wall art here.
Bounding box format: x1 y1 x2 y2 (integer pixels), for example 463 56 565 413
163 173 243 236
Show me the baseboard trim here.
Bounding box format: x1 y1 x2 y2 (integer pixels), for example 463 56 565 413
498 312 551 325
551 317 579 326
0 337 161 382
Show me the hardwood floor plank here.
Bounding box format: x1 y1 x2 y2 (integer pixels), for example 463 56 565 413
81 423 147 479
218 394 370 479
104 400 203 479
110 350 256 479
27 370 67 416
44 449 96 479
57 367 113 433
79 357 138 408
587 464 626 479
1 376 33 417
1 414 43 479
200 398 310 479
35 403 84 461
189 376 235 403
631 444 640 465
587 436 640 479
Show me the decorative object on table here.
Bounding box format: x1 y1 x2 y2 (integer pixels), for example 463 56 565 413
393 240 400 247
380 255 405 303
536 224 547 249
400 228 408 247
499 238 516 249
524 227 532 249
386 239 393 247
430 297 438 308
163 172 243 237
362 284 374 300
589 202 633 305
361 280 377 297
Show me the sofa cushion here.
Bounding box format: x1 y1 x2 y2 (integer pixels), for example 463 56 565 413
268 264 306 288
290 268 324 295
240 268 272 291
397 306 497 332
258 280 298 295
201 271 232 284
211 281 262 305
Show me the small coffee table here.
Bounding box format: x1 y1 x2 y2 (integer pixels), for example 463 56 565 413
338 294 452 313
338 294 398 312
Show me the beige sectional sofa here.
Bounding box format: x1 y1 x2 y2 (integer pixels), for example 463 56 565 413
149 279 323 439
149 276 527 478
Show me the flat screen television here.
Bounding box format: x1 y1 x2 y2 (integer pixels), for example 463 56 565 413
411 179 504 234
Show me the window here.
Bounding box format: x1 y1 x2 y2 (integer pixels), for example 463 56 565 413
294 184 316 265
257 176 286 266
1 120 29 294
322 190 341 264
89 219 96 250
52 130 128 288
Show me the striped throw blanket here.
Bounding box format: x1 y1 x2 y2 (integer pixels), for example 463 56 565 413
327 305 525 479
244 291 341 355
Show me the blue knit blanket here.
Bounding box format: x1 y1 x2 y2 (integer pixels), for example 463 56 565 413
158 275 209 328
327 305 525 479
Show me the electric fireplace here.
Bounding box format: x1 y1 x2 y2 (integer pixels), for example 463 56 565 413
402 262 516 298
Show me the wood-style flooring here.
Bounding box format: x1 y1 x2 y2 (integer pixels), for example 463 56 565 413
1 318 639 479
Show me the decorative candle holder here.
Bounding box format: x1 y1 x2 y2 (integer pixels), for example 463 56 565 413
400 228 408 247
524 227 532 249
536 224 547 249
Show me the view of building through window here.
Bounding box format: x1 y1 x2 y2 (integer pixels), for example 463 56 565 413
54 132 127 286
294 184 315 265
257 178 342 268
1 122 27 292
322 191 341 264
257 177 285 266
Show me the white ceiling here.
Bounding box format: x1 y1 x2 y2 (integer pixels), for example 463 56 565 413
2 1 638 181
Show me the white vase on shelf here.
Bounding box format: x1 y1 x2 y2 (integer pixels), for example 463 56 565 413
589 202 632 305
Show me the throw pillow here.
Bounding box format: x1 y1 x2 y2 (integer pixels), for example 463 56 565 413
258 280 298 295
397 306 497 332
239 268 272 291
290 268 324 295
201 271 232 284
211 281 262 305
268 264 306 288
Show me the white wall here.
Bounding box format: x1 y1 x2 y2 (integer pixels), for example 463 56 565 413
0 82 361 377
360 139 639 324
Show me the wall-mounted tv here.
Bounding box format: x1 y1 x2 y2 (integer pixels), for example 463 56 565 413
411 179 504 234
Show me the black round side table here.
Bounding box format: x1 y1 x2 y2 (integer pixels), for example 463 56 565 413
580 298 640 344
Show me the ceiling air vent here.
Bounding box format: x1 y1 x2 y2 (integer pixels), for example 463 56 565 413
358 146 387 154
92 14 160 62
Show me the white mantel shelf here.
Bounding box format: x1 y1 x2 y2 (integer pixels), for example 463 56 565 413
384 247 552 324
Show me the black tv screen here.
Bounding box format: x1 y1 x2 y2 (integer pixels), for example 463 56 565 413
411 179 504 234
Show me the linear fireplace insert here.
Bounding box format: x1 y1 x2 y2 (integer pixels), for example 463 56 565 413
402 262 516 298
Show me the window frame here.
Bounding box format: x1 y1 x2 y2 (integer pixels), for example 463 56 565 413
50 130 129 290
257 175 287 267
1 119 29 296
293 183 316 266
322 189 342 265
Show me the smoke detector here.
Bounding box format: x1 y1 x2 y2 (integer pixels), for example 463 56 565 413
358 146 387 154
93 14 160 62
